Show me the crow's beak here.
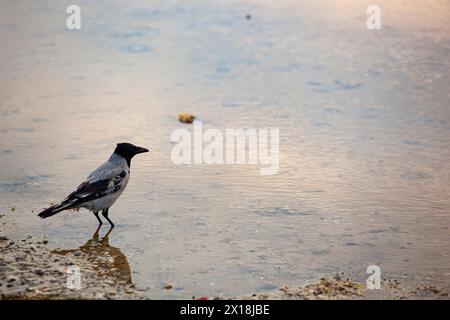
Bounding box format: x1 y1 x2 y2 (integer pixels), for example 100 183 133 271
135 146 149 154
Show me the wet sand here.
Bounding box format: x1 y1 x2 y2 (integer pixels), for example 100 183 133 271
1 214 448 300
2 237 447 300
0 220 141 299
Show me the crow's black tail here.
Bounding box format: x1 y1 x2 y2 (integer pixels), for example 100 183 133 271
38 200 74 219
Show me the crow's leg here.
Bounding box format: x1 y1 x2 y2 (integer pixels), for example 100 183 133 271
102 208 114 228
93 211 103 225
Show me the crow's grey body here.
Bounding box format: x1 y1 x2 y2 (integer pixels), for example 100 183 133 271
38 143 148 226
78 154 130 212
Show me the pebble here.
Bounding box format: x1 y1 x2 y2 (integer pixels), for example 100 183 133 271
34 269 44 276
177 112 195 123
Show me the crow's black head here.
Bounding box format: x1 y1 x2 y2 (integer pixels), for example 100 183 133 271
114 143 149 167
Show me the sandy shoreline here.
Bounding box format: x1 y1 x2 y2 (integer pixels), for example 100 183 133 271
0 234 142 300
1 230 448 300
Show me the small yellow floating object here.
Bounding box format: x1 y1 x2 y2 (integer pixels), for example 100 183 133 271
177 112 195 123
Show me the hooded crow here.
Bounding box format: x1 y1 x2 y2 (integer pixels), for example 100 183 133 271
38 143 149 227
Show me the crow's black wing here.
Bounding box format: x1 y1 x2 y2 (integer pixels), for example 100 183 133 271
66 170 127 204
38 170 127 219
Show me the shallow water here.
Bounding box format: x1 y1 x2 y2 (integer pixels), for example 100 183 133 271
0 0 449 298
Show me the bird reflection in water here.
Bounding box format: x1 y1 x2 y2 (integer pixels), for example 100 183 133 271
52 226 132 285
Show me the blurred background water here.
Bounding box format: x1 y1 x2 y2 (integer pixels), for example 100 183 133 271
0 0 449 298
